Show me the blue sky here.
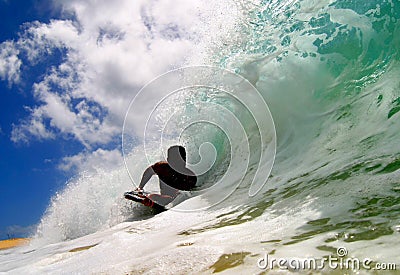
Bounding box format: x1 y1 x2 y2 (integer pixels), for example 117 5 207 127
0 0 224 239
0 0 79 238
1 0 53 238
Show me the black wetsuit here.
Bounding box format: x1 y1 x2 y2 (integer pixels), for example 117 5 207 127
138 161 197 205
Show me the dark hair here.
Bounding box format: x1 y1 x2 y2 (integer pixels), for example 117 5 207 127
168 145 186 162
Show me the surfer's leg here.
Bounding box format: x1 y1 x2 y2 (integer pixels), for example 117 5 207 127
159 181 179 197
148 194 174 206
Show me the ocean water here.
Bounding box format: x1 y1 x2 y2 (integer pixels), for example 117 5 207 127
1 0 400 273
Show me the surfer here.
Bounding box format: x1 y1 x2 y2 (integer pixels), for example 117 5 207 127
127 145 197 207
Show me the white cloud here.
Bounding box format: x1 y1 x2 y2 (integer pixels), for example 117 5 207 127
1 0 240 167
11 107 55 144
58 148 123 173
1 224 36 238
0 41 21 86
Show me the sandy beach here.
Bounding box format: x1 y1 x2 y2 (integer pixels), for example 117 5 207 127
0 238 29 250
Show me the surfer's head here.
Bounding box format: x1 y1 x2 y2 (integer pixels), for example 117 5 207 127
167 145 186 168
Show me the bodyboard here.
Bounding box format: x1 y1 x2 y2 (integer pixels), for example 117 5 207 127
124 190 166 212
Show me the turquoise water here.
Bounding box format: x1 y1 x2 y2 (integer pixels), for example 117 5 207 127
172 0 400 262
210 0 400 255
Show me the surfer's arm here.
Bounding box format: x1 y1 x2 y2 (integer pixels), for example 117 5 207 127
138 166 155 189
